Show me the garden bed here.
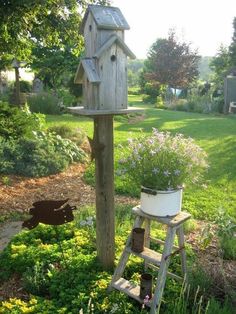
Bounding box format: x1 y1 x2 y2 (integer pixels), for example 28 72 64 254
0 163 137 223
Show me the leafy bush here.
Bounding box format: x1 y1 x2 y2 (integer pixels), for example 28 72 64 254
19 80 32 93
168 94 225 114
28 92 61 115
22 261 53 296
0 132 86 177
67 75 82 98
170 99 189 111
219 235 236 260
0 101 45 139
47 124 86 146
142 94 157 104
156 95 164 108
211 95 224 113
215 210 236 260
57 89 78 107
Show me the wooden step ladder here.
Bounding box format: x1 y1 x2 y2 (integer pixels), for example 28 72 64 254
109 206 191 313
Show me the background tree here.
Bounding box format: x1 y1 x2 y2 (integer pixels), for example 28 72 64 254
127 59 144 87
198 56 213 81
229 17 236 66
145 30 200 94
0 0 110 86
210 45 231 85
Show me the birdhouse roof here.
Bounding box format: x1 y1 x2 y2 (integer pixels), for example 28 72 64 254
82 5 130 31
94 34 136 59
74 58 101 84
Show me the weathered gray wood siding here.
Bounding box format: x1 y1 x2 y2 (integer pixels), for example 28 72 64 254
98 44 127 110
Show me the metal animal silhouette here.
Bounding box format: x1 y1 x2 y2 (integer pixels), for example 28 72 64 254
22 199 77 230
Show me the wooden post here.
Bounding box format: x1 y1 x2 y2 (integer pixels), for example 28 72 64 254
14 66 21 107
94 115 115 269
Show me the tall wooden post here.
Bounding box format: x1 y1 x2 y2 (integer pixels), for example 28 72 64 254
12 59 21 107
14 66 21 107
94 116 115 269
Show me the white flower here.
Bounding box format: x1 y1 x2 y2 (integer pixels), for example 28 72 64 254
110 303 119 313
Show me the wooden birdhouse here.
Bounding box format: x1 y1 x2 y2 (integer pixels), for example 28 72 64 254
74 5 136 114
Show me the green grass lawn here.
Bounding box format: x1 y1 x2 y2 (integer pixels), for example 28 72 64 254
46 96 236 220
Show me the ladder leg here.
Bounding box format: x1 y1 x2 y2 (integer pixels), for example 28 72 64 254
109 215 145 290
144 218 151 271
150 226 176 314
176 225 187 279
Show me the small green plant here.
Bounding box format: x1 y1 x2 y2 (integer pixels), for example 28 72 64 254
156 95 164 108
197 223 215 249
22 261 54 296
57 88 78 107
214 209 236 260
28 92 61 115
1 175 11 186
47 124 86 146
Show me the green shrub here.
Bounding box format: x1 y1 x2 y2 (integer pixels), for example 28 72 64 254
128 87 141 95
57 89 78 107
219 235 236 260
22 261 53 296
168 95 220 113
214 210 236 260
0 101 45 139
19 80 32 93
28 92 61 115
67 75 82 98
47 125 86 146
0 132 86 177
171 99 189 111
142 94 156 104
211 95 224 113
155 95 164 108
206 298 234 314
186 95 212 113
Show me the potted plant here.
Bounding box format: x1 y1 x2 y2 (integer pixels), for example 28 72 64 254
117 129 208 217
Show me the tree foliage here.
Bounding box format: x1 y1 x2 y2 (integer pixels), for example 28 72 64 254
210 45 231 84
0 0 110 85
145 30 200 90
210 17 236 85
229 17 236 66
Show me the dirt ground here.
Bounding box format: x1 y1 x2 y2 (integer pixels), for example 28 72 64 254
0 163 138 250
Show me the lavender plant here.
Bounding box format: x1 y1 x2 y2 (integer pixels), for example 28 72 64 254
118 129 208 191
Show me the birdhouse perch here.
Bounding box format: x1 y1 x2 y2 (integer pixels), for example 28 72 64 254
72 5 137 115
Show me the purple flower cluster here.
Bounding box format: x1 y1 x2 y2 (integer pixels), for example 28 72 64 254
117 129 208 190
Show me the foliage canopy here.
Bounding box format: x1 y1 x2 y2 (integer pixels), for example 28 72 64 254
145 30 200 90
0 0 110 86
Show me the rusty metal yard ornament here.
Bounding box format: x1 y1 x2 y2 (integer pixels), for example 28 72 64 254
22 199 77 230
22 199 77 269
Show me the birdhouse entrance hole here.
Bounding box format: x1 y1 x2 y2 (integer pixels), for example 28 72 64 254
110 55 116 62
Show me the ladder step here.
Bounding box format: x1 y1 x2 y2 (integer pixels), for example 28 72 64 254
147 263 183 281
111 277 151 307
126 246 162 266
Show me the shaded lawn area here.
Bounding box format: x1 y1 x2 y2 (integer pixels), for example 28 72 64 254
46 101 236 220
